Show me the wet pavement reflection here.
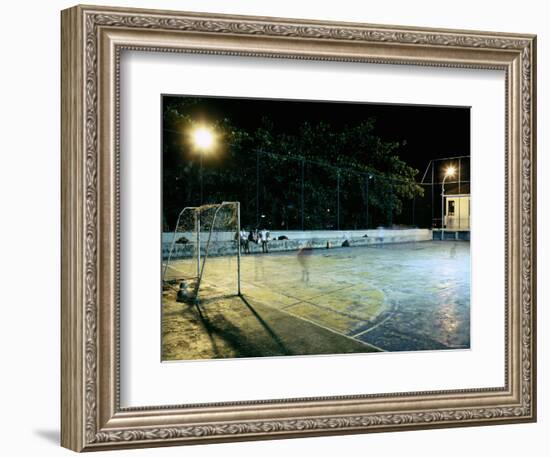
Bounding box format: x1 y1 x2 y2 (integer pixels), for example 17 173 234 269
169 241 470 353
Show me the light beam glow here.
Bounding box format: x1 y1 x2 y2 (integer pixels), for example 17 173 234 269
192 127 215 150
445 166 456 177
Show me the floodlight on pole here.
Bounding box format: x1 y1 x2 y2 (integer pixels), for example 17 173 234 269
441 165 457 237
191 126 216 204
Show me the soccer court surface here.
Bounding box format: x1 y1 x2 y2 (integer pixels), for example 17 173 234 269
163 241 470 359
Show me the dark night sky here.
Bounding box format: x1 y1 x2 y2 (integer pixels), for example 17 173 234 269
163 94 470 175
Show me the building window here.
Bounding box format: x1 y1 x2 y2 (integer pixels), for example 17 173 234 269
448 200 455 216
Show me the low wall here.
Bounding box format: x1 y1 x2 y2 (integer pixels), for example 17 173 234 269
163 228 432 260
433 230 470 241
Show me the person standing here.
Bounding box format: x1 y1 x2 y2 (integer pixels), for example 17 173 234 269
260 228 270 253
242 229 250 254
247 230 255 254
297 242 313 283
243 230 250 254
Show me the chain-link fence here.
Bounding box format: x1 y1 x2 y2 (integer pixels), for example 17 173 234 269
164 152 470 232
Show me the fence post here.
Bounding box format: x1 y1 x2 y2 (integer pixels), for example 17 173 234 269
431 160 435 228
458 157 462 194
336 170 340 230
412 196 415 227
256 150 259 227
389 181 393 227
301 158 305 231
365 174 369 229
196 210 201 278
236 202 241 296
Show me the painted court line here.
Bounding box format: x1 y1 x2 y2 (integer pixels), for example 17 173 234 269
243 294 384 353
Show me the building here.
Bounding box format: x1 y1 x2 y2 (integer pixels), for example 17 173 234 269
444 193 470 230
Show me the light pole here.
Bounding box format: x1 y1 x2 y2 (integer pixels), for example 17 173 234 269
365 174 371 229
441 165 456 239
192 126 215 205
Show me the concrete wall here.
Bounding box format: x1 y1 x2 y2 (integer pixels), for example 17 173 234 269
433 230 470 241
163 228 432 260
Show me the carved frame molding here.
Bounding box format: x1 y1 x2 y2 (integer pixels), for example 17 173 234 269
61 5 536 451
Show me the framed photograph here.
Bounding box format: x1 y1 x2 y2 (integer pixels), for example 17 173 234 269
61 4 537 452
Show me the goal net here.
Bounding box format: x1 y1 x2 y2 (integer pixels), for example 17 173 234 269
162 202 241 304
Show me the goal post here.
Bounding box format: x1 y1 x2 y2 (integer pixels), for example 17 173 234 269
162 201 241 304
162 205 197 285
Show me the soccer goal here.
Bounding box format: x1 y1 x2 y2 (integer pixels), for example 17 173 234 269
162 201 241 304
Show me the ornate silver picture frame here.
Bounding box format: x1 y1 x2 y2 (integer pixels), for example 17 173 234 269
61 4 536 452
